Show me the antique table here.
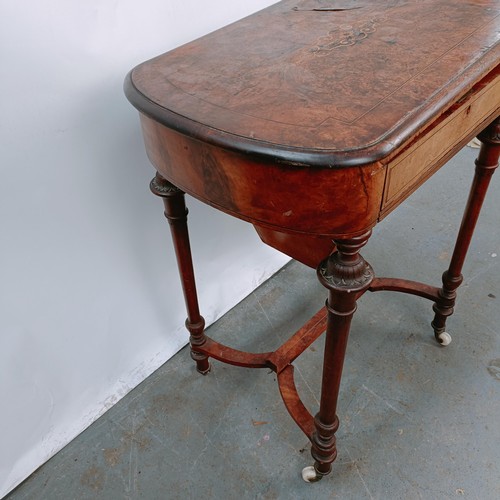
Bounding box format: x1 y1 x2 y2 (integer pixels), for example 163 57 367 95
125 0 500 482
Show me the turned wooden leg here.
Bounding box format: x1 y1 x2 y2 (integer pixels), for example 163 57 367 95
302 230 374 482
150 172 210 374
432 117 500 345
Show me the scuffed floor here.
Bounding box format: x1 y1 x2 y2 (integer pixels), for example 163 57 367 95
8 147 500 499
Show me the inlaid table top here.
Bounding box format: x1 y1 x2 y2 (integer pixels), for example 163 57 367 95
125 0 500 264
126 0 500 167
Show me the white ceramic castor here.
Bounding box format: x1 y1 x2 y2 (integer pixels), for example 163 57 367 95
438 332 452 346
301 466 323 483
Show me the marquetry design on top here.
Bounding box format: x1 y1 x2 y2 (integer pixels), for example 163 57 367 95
310 15 386 56
128 0 500 155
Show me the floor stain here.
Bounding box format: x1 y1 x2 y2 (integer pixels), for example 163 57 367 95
80 465 104 491
122 431 152 452
103 448 123 467
151 394 170 412
102 429 152 469
258 285 284 309
486 359 500 380
439 251 450 261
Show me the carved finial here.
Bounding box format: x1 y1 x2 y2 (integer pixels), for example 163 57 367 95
317 231 374 292
149 173 182 197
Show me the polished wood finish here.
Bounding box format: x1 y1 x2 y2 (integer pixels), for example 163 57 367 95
253 226 335 268
125 0 500 482
149 174 210 375
381 70 500 217
278 366 316 438
313 231 374 476
432 117 500 342
126 0 499 165
138 116 386 239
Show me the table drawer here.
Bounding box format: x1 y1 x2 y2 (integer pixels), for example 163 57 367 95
381 70 500 218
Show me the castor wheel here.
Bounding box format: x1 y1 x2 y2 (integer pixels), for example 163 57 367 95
301 466 323 483
437 331 452 346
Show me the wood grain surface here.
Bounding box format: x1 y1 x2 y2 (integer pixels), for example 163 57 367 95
126 0 500 167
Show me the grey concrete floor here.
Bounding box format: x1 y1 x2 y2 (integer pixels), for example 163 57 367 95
9 147 500 499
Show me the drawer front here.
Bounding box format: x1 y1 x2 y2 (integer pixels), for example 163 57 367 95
381 71 500 218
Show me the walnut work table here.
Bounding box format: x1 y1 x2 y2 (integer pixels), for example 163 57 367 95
125 0 500 483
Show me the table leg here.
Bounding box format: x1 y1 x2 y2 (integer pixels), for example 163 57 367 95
432 117 500 345
150 172 210 374
302 230 374 482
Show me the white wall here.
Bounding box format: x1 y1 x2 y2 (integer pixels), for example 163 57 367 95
0 0 285 495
